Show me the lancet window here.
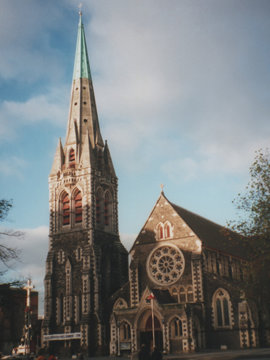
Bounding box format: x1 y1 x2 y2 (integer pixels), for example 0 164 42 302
96 189 102 225
74 190 82 223
62 193 70 225
212 289 232 328
156 221 173 240
164 222 171 238
69 148 75 168
104 191 112 227
158 224 163 239
120 322 131 341
170 317 183 337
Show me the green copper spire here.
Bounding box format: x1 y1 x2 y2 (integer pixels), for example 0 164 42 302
73 13 91 80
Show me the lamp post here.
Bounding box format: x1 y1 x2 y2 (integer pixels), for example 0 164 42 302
185 304 191 351
117 321 120 356
146 293 156 350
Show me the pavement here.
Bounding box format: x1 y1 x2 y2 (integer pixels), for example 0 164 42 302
108 348 270 360
2 348 270 360
163 347 270 359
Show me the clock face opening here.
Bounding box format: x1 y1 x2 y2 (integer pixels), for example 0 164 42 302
147 244 185 286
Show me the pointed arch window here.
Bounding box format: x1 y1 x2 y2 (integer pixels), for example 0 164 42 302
156 221 173 240
212 289 232 328
216 256 220 275
96 189 102 225
104 191 112 227
62 193 70 225
69 148 75 168
74 190 82 223
120 322 131 341
164 222 171 238
171 287 179 302
170 317 183 338
158 224 164 239
97 149 102 169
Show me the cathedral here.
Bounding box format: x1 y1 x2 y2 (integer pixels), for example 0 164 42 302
41 14 128 355
42 14 269 356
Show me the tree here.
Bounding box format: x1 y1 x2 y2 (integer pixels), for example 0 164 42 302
229 149 270 345
0 199 22 278
230 149 270 261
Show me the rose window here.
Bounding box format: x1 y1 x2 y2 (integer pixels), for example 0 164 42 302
147 245 185 285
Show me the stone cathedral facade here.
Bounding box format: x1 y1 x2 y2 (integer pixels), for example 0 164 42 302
42 14 128 355
42 14 270 356
109 192 267 355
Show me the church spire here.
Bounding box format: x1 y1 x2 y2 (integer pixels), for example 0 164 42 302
64 12 104 161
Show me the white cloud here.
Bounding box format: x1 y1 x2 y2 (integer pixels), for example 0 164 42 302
83 0 270 177
0 87 69 140
162 158 199 183
0 1 70 82
120 233 136 252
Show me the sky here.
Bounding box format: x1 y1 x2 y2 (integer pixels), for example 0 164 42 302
1 0 270 315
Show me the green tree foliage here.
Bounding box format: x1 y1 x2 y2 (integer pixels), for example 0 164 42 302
230 149 270 294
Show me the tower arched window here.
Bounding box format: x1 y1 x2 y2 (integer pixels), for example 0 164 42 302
74 190 82 223
96 189 103 225
62 193 70 225
104 191 112 227
69 148 75 168
97 149 102 169
212 289 232 328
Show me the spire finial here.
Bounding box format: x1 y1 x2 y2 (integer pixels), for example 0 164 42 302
160 184 164 194
78 3 83 16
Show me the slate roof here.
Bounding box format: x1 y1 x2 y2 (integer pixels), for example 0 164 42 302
169 200 247 258
110 281 130 305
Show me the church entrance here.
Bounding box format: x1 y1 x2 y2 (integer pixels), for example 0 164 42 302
139 314 163 352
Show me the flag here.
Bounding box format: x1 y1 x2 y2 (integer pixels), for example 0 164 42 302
146 293 155 300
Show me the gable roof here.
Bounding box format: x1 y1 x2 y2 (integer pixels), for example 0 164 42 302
131 192 247 259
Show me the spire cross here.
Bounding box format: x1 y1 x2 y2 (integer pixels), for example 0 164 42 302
161 184 164 193
23 278 34 308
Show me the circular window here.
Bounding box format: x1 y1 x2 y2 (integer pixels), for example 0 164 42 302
147 244 185 285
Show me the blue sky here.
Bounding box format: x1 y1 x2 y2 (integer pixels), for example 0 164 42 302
1 0 270 314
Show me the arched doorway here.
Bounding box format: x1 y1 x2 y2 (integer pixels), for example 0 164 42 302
139 314 163 352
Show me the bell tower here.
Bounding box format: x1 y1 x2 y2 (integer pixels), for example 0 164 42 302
42 13 128 355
